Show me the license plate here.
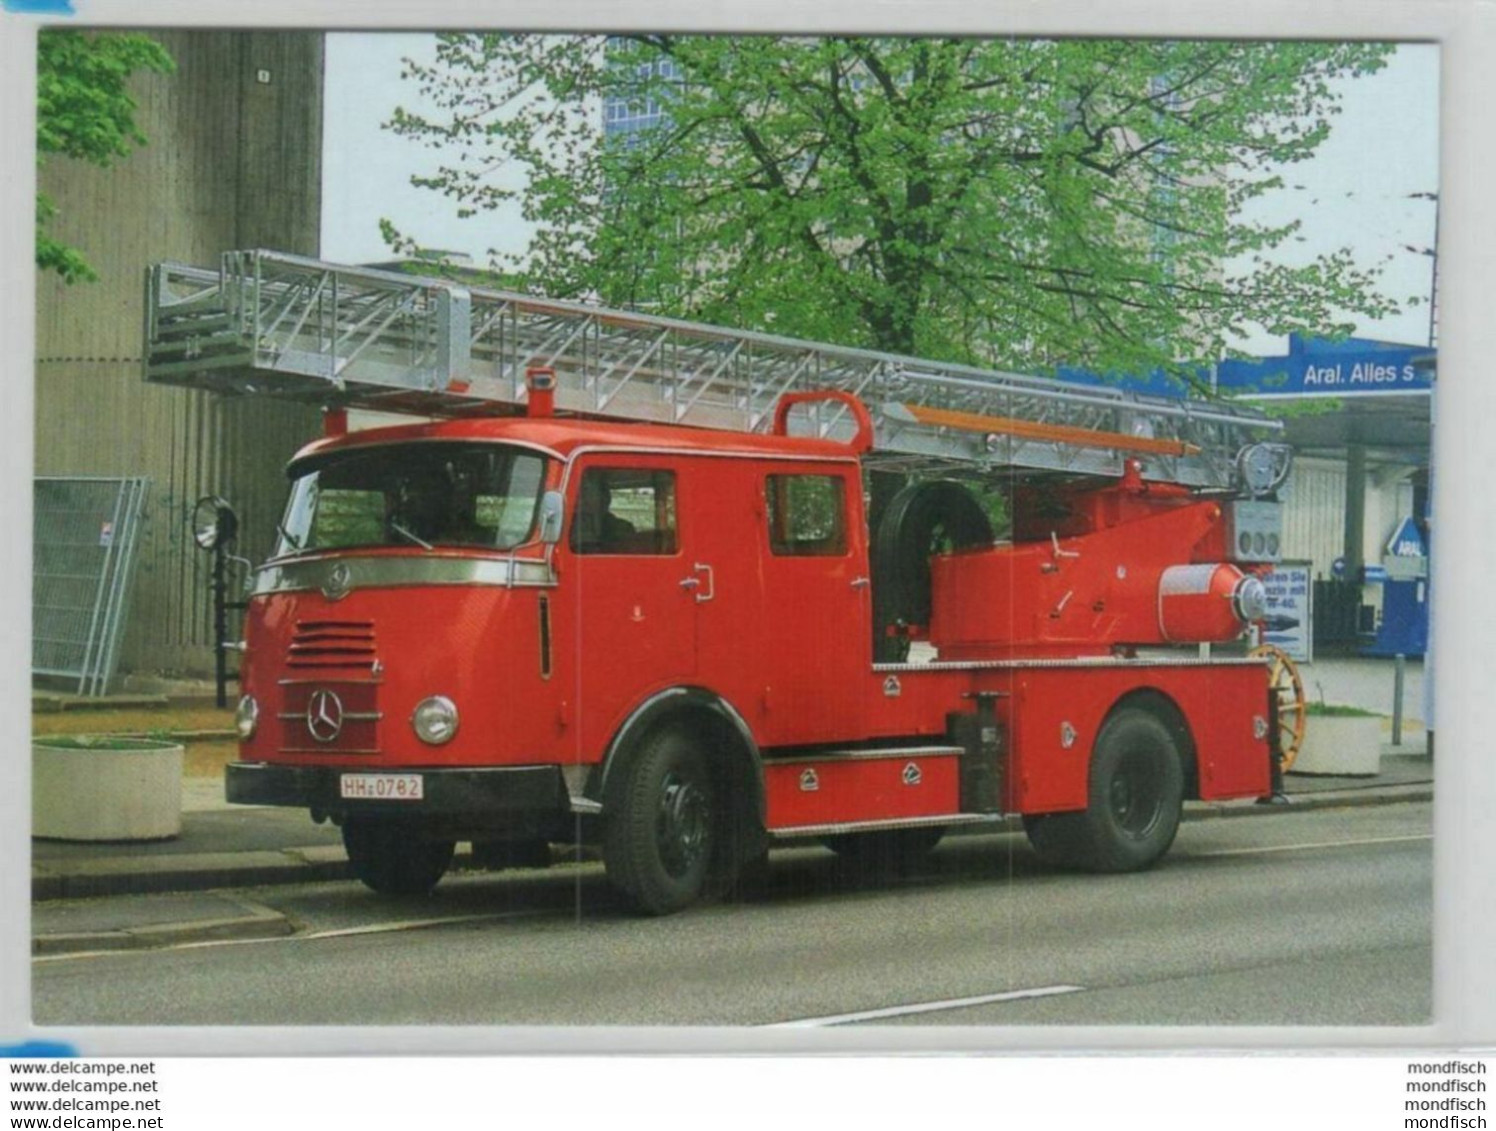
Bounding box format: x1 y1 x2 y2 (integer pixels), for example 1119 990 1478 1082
339 773 424 801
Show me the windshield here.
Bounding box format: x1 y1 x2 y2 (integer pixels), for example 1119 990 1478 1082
276 443 549 556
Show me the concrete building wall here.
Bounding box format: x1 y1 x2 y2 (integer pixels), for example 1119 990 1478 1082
35 30 324 679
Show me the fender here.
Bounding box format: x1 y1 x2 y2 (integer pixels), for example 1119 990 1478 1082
595 685 765 821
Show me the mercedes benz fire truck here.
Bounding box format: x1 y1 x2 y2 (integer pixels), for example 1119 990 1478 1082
146 251 1298 914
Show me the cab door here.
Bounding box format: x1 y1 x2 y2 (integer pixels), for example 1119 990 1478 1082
566 458 696 754
752 464 870 745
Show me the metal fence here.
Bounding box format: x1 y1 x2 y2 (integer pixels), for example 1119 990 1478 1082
33 477 151 696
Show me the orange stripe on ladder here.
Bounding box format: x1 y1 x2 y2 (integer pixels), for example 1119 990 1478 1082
896 403 1201 458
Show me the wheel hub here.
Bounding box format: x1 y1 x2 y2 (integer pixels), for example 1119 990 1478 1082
1110 750 1163 838
655 772 709 878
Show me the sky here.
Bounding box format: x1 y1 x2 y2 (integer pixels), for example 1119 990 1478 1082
320 35 1441 358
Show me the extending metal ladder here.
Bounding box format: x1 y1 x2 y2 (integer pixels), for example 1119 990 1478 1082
144 249 1281 489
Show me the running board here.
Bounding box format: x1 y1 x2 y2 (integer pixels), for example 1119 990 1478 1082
768 812 1005 840
763 744 969 831
765 743 964 764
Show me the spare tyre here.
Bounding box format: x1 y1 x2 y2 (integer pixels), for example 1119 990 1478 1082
871 480 994 662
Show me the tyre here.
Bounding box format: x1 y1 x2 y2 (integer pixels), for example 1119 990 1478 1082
822 825 946 873
1022 707 1184 873
872 481 995 662
603 726 719 915
341 821 455 895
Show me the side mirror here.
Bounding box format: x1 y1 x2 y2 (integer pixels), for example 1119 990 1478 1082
538 490 565 545
191 495 239 551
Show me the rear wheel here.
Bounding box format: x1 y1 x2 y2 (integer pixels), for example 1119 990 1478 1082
603 727 720 915
1023 707 1184 873
822 826 946 873
341 821 455 895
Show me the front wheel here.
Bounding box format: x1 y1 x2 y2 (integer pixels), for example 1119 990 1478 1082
603 727 720 915
341 821 455 895
1023 707 1184 873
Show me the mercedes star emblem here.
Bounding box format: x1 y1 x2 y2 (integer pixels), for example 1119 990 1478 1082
306 689 345 743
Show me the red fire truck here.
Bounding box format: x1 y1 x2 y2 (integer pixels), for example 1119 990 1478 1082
148 251 1298 914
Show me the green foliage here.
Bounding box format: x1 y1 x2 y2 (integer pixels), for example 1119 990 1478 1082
387 36 1396 375
36 29 174 285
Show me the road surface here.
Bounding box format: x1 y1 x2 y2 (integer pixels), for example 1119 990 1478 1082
32 802 1431 1031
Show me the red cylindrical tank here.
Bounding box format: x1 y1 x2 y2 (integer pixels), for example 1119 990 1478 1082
1157 563 1266 643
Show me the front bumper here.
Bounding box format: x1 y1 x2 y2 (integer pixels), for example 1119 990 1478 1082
226 762 571 819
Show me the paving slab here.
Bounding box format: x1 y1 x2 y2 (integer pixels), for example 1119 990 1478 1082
32 892 291 956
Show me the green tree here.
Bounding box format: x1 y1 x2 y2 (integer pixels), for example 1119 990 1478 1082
36 29 174 284
388 35 1395 377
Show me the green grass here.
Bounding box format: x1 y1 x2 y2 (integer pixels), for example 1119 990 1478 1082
1306 702 1382 718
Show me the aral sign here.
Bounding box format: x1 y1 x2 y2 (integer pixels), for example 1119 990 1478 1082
1300 360 1422 390
1217 334 1432 399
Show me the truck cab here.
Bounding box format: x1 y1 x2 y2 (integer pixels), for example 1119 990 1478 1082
227 400 890 909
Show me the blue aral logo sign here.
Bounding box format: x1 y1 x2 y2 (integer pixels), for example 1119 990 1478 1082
1386 516 1427 559
1216 335 1432 399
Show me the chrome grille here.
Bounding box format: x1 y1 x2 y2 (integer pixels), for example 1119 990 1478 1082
287 619 376 671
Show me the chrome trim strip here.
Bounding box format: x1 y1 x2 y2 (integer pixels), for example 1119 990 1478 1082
276 747 382 756
276 711 383 722
570 798 603 816
767 745 964 766
769 813 1003 838
253 554 554 596
277 677 383 686
871 656 1271 673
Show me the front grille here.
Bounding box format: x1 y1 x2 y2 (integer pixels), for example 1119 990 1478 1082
287 619 376 671
279 620 382 753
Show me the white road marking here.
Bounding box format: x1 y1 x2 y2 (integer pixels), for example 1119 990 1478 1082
765 984 1085 1027
300 913 538 940
1193 833 1432 858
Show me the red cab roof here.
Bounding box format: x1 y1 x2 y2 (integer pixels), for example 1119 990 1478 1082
289 414 862 468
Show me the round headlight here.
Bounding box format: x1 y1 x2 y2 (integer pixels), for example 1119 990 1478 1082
235 695 259 740
413 696 459 745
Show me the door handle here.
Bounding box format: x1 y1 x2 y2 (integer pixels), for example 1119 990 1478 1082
851 577 870 589
686 562 714 603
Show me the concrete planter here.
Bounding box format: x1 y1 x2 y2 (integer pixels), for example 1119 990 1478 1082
32 737 184 841
1293 714 1383 777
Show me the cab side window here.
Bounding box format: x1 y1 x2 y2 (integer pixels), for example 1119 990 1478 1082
766 474 847 556
571 468 678 555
